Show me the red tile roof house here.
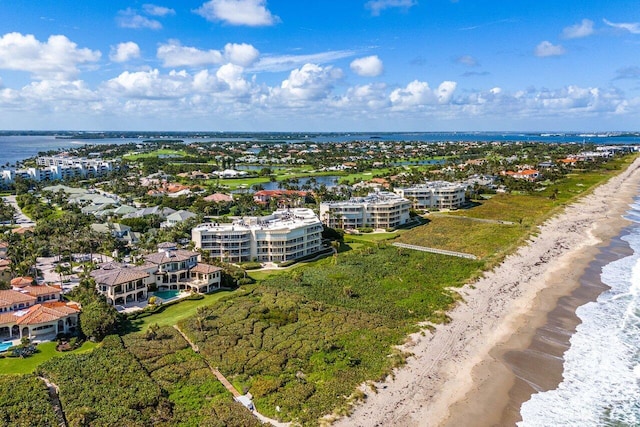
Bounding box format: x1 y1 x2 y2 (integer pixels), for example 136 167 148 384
503 169 541 182
0 286 79 342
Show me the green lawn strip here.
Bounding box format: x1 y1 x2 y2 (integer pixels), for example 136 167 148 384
344 231 399 243
248 269 288 281
0 340 97 375
0 374 59 426
127 290 235 332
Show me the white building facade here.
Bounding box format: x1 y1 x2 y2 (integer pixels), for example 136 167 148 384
394 181 467 210
192 208 323 263
319 192 411 230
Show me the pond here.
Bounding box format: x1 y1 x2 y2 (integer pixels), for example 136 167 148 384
260 175 340 191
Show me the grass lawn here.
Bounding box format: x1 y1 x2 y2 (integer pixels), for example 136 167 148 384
247 269 287 281
344 232 399 243
124 149 188 160
127 290 236 332
0 341 97 375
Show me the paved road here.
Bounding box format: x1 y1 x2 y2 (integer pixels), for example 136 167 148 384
3 195 36 227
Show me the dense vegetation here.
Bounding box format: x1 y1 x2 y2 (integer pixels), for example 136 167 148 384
38 335 170 427
123 326 260 427
178 244 482 424
0 375 59 427
35 329 261 427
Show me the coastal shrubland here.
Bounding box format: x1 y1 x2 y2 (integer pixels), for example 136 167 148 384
122 326 260 426
0 375 58 426
38 335 170 426
179 244 482 424
32 327 259 426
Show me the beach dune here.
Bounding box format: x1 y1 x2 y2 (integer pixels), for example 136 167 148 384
336 157 640 427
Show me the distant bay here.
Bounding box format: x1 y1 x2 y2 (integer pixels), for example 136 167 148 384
2 132 640 166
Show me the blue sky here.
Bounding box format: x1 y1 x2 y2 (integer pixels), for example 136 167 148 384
0 0 639 131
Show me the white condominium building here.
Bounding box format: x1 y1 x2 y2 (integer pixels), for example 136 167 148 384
394 181 467 210
192 208 323 263
319 191 411 230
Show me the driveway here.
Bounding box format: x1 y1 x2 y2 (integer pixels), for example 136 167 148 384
3 195 36 228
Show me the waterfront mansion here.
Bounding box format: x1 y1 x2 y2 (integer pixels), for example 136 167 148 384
394 181 467 210
0 283 80 342
191 208 323 263
320 191 411 230
91 242 222 306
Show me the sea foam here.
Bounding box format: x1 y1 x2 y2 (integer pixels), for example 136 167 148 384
519 204 640 426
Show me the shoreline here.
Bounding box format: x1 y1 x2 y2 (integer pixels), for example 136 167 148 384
498 232 634 425
336 157 640 427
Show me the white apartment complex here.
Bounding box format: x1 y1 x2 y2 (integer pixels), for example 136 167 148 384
319 191 411 230
1 155 114 186
192 208 323 263
394 181 467 210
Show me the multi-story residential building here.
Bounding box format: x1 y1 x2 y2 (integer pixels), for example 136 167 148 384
91 267 151 307
319 192 411 230
192 208 324 263
0 286 79 341
1 156 115 187
91 243 222 306
394 181 467 210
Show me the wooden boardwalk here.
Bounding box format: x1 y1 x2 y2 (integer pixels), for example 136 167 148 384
392 242 478 260
173 325 291 426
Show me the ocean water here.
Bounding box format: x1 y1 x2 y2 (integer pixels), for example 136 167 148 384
519 200 640 426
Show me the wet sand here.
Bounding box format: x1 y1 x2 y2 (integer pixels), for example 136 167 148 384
501 233 634 425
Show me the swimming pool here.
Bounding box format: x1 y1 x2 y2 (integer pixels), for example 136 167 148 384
0 341 14 352
154 290 181 300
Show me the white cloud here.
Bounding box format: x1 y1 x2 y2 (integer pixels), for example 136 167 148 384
251 50 356 72
561 19 594 39
109 42 141 63
156 40 260 67
456 55 479 67
216 63 252 94
390 80 457 109
366 0 417 16
277 63 343 101
603 18 640 34
0 32 101 80
224 43 260 67
157 40 223 67
142 4 176 17
195 0 279 27
117 8 162 30
350 55 384 77
334 83 389 110
534 41 566 57
105 69 195 99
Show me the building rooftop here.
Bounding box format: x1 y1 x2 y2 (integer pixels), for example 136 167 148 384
322 191 409 207
193 208 321 233
91 267 150 287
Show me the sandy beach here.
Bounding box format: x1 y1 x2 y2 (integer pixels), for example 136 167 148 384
336 157 640 427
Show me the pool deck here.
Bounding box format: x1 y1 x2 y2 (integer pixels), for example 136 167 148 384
116 291 191 314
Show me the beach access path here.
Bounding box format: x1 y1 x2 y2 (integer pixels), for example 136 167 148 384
336 157 640 427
